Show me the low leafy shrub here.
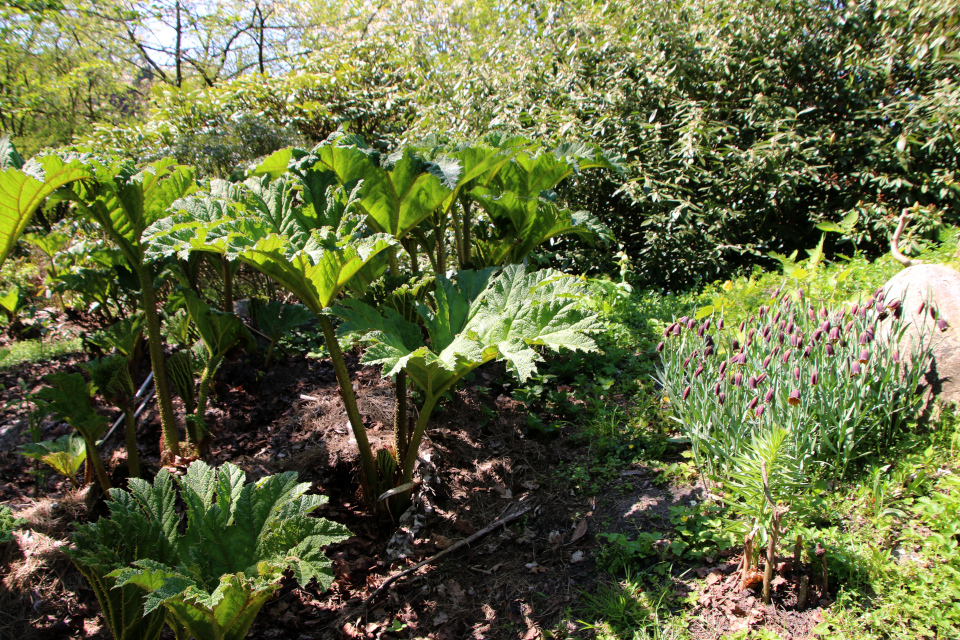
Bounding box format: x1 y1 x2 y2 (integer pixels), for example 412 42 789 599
69 461 349 640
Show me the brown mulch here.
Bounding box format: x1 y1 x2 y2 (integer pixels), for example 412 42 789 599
0 345 832 640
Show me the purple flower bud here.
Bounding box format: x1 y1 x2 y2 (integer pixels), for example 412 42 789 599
747 375 757 390
718 392 726 405
844 320 854 334
794 366 800 381
851 361 862 377
893 350 900 363
787 322 795 335
714 382 721 396
733 372 743 386
745 338 753 348
732 339 740 351
656 341 665 353
682 386 691 400
939 318 950 332
697 325 705 337
812 328 823 342
773 287 781 297
763 325 772 339
859 305 868 318
755 405 766 417
704 319 711 331
808 307 816 321
788 389 801 406
930 305 938 320
803 345 812 358
857 349 868 363
790 334 799 347
739 320 746 333
826 343 836 357
810 370 819 385
859 333 868 345
773 311 782 324
748 328 756 341
718 318 725 330
771 345 780 356
829 327 841 343
867 297 875 308
756 373 768 385
851 304 859 316
917 301 925 315
748 397 759 411
778 331 786 344
875 287 884 300
759 306 767 318
687 318 696 330
679 316 689 324
782 349 792 364
820 320 831 333
705 345 715 356
820 307 828 319
694 364 704 378
779 319 787 331
762 355 771 369
764 388 775 403
664 325 672 338
886 299 901 311
798 288 805 299
719 361 728 376
673 324 682 336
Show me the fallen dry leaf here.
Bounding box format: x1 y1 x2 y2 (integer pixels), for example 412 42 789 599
433 534 453 550
569 519 588 543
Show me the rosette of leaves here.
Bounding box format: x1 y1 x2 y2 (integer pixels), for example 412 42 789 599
35 372 112 491
95 461 349 640
18 434 87 488
334 264 602 503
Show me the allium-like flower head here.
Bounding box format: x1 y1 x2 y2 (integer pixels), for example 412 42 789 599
788 389 801 406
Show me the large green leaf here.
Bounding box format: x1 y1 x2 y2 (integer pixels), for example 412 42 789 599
335 265 601 393
97 462 349 640
0 154 96 266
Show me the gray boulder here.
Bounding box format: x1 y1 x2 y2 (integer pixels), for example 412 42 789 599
881 263 960 407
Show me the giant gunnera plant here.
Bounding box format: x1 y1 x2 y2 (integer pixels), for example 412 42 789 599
68 462 349 640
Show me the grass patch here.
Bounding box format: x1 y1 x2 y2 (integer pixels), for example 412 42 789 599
0 337 83 370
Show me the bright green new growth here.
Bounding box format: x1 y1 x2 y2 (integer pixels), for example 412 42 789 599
0 505 24 545
101 461 349 640
18 434 87 488
35 372 112 491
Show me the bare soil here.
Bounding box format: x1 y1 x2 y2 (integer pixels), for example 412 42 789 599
0 347 831 640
